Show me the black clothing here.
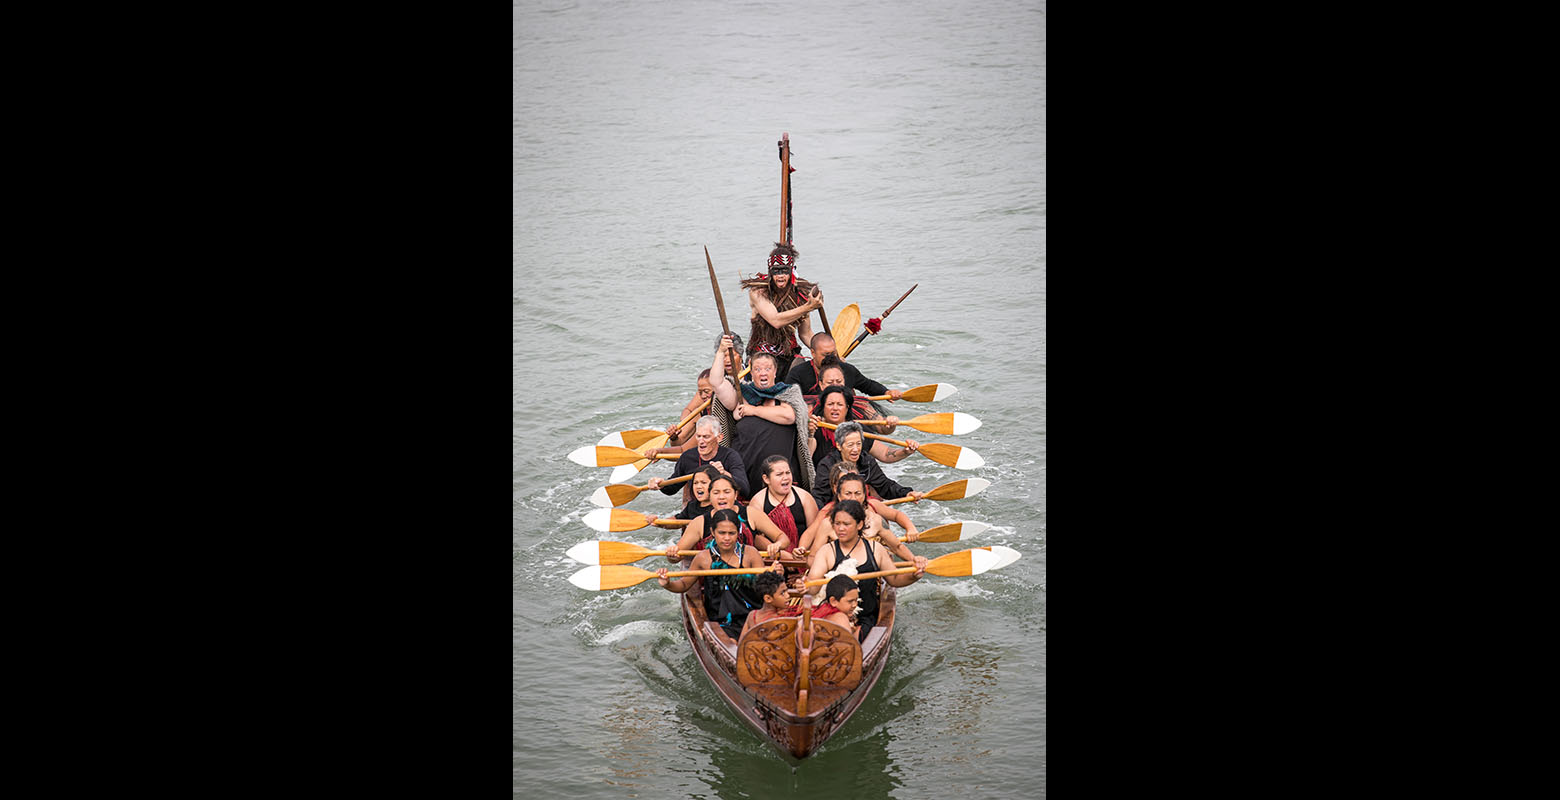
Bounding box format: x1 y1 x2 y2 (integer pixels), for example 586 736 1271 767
811 449 913 507
761 489 808 537
660 445 749 499
785 357 889 397
674 500 709 521
704 540 761 639
732 414 799 501
830 537 882 643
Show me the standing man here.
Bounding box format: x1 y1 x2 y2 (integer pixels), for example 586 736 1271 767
741 242 824 376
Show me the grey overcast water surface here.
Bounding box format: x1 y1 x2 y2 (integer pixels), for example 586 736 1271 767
514 1 1045 796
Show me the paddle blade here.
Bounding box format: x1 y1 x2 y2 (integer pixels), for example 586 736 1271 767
565 541 605 565
897 412 981 435
597 429 665 450
948 412 981 435
915 521 991 543
923 477 992 502
567 541 659 566
915 442 985 470
568 564 656 591
583 508 652 533
568 445 646 467
982 545 1021 570
899 383 957 403
832 303 861 347
593 483 644 508
924 547 1003 577
608 463 641 483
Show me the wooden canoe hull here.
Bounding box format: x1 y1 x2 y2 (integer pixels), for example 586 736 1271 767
680 577 896 759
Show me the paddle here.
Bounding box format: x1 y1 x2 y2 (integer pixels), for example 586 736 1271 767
607 433 671 483
596 429 666 451
863 383 957 403
880 477 992 506
857 412 981 436
911 520 991 543
831 303 860 352
569 564 779 591
566 541 702 566
568 444 679 468
582 508 693 533
801 547 1002 586
815 421 985 469
840 283 917 360
590 474 693 508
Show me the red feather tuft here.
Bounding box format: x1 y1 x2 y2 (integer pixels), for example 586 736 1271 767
864 317 882 334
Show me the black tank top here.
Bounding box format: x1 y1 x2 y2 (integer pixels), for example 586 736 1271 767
762 490 808 535
830 536 881 639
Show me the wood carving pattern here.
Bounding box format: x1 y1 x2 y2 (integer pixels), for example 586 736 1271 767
806 622 862 688
737 619 798 686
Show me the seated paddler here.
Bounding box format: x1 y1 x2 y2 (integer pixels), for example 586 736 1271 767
709 332 816 500
657 508 784 642
804 500 926 643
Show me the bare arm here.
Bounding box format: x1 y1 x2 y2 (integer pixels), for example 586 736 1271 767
871 438 918 464
658 551 712 593
711 337 741 410
750 287 822 329
878 543 927 588
737 399 795 425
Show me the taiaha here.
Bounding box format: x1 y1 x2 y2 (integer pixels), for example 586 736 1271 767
706 245 743 380
841 283 917 359
780 132 829 336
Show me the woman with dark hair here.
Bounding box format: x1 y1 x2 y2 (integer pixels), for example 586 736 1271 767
804 500 927 643
793 470 919 563
672 465 722 520
747 455 818 557
665 473 790 560
657 508 783 642
807 383 917 469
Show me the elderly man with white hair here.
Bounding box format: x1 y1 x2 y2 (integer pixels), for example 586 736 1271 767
647 415 750 500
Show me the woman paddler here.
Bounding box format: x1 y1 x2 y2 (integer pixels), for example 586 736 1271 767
709 333 816 499
808 384 919 470
742 242 824 376
809 420 923 508
664 473 789 560
804 500 927 643
657 508 784 642
746 455 818 561
794 468 919 563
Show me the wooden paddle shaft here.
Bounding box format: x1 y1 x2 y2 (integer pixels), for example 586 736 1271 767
815 420 908 447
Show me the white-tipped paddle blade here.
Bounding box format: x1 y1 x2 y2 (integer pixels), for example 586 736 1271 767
985 545 1021 570
582 508 613 532
608 463 640 484
950 412 982 435
953 447 985 470
567 445 599 467
589 486 613 508
961 478 992 498
967 547 1002 575
567 565 604 590
959 521 991 538
565 541 603 565
931 383 957 401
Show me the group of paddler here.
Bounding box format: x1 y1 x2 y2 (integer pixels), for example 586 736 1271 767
566 238 1016 648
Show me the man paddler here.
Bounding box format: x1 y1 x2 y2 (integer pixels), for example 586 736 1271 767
785 332 903 401
648 416 749 500
742 242 824 376
709 333 816 498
